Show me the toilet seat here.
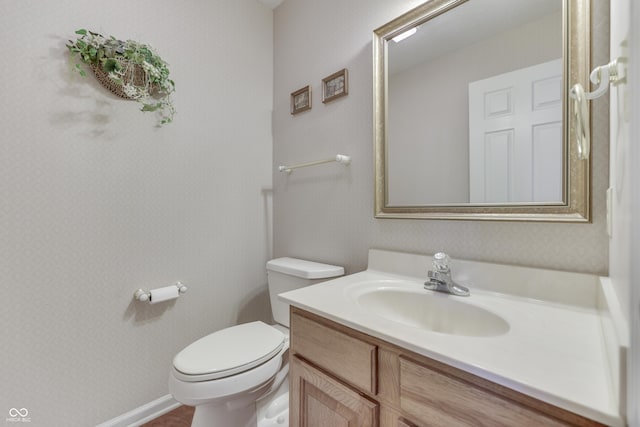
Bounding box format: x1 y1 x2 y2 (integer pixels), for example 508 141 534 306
168 342 287 406
173 321 284 382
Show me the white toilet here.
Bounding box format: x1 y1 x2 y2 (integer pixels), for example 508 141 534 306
168 257 344 427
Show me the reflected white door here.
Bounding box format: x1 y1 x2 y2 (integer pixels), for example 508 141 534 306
468 59 563 203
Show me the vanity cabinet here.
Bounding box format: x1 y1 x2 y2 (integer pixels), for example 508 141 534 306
289 307 605 427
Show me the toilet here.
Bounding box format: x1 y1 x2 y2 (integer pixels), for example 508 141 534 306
168 257 344 427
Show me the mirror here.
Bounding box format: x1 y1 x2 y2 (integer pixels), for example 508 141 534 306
374 0 591 221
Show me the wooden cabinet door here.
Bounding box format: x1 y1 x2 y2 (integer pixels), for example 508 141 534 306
291 356 379 427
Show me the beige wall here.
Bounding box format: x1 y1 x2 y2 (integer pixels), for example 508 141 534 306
0 1 273 425
273 0 609 275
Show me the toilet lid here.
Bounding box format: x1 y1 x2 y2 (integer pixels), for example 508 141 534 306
173 321 284 381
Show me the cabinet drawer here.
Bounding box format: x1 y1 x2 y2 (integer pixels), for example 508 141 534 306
399 357 570 427
291 310 377 394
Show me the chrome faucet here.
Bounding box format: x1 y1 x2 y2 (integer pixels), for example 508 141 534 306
424 252 470 296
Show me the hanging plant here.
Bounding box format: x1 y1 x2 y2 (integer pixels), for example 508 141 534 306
67 29 175 125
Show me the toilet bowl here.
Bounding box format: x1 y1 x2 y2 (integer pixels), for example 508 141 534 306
168 257 344 427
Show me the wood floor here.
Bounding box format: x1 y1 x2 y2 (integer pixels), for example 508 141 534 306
141 405 195 427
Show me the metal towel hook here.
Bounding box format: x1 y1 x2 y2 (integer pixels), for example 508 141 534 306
570 58 624 160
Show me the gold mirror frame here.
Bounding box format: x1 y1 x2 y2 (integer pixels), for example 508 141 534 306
373 0 591 222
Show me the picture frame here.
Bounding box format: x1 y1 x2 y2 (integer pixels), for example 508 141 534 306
322 68 349 103
291 85 312 115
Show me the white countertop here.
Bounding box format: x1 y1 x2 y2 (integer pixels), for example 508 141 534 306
279 250 624 427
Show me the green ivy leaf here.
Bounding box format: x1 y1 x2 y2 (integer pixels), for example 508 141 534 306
103 58 119 72
141 103 161 112
74 64 87 77
75 29 87 35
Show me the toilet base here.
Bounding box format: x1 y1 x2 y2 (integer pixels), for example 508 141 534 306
257 374 289 427
191 401 257 427
189 377 289 427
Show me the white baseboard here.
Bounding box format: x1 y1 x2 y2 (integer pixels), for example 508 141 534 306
96 394 182 427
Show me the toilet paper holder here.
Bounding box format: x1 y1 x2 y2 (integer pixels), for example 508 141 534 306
134 282 188 303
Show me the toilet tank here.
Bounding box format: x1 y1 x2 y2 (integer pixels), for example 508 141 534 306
266 257 344 327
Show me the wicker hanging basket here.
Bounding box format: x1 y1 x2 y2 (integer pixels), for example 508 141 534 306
68 28 175 124
90 61 149 99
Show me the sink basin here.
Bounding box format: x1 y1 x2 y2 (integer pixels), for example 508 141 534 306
349 281 509 337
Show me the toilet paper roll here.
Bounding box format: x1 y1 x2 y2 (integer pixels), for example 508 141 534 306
149 285 180 304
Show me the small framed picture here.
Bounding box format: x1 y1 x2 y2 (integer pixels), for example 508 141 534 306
291 85 312 115
322 68 349 103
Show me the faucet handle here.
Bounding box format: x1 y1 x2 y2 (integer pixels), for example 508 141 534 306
432 252 451 272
